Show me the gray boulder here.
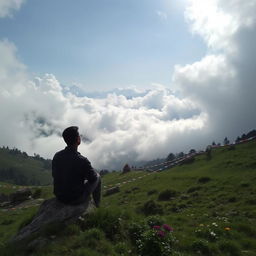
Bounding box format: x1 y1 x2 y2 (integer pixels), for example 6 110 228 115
12 197 94 242
104 186 120 196
0 193 9 203
10 188 32 204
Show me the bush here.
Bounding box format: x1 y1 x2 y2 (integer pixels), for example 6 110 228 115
32 188 42 199
187 186 202 193
84 208 123 240
136 224 174 256
141 200 163 215
158 189 178 201
198 177 211 183
146 215 165 228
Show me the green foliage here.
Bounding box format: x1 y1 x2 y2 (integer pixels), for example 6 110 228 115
146 215 165 228
140 200 163 215
198 176 211 183
0 147 52 185
32 188 42 198
158 189 178 201
191 239 212 255
84 208 124 240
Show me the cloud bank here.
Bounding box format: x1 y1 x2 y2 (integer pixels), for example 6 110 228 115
0 0 26 18
0 0 256 170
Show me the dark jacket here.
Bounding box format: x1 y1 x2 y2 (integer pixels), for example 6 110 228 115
52 146 98 204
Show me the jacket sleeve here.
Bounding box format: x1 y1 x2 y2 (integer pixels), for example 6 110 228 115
81 157 98 184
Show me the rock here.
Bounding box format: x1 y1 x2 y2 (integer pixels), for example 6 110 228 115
12 197 94 242
0 193 9 203
10 188 32 204
104 186 120 196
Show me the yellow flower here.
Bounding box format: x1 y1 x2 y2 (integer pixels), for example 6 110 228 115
224 227 231 231
199 224 204 227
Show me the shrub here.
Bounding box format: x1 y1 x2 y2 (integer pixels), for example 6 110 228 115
141 200 163 215
158 189 178 201
32 188 42 199
84 208 123 240
198 177 211 183
128 221 147 244
187 186 202 193
146 215 165 228
133 223 175 256
114 242 130 256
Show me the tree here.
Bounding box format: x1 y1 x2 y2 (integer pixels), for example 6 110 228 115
212 141 216 146
177 152 184 158
189 149 196 154
122 164 131 174
223 137 230 145
166 153 175 162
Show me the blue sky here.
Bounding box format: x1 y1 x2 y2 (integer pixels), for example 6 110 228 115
0 0 205 91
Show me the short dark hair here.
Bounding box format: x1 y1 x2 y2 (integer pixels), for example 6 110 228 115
62 126 79 146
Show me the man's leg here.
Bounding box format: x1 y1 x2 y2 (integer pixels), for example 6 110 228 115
84 173 101 207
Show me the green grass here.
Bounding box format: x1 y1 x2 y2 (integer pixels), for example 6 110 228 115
0 140 256 255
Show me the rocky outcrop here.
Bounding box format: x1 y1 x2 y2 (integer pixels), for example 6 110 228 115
104 186 120 196
12 197 94 242
10 188 32 204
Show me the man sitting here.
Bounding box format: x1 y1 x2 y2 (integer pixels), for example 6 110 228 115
52 126 101 207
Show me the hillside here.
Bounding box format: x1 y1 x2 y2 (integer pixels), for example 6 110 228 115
0 140 256 255
0 147 52 186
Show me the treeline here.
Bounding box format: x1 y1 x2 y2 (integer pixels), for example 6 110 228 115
0 146 52 185
0 167 41 185
0 146 52 170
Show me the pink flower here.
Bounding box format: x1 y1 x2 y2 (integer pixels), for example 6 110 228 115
157 230 165 237
162 224 173 232
152 225 161 230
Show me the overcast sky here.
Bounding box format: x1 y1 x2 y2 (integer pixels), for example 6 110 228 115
0 0 256 170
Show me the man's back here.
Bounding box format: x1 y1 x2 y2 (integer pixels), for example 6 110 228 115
52 146 97 204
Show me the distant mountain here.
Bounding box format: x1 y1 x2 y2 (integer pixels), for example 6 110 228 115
0 147 52 186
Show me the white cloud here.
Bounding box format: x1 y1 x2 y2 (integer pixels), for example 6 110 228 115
0 39 206 169
0 0 256 170
0 0 26 18
173 0 256 138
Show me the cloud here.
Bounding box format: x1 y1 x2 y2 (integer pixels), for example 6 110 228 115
173 0 256 139
0 39 206 169
0 0 26 18
0 0 256 170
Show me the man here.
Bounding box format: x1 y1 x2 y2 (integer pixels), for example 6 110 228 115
52 126 101 207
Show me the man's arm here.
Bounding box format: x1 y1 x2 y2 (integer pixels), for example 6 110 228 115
81 157 98 184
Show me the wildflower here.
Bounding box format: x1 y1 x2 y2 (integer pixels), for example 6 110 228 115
162 224 173 232
199 223 204 227
212 222 218 227
157 230 165 237
224 227 231 231
152 225 161 230
210 231 216 237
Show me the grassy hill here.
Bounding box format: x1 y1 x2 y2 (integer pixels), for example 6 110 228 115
0 140 256 255
0 147 52 185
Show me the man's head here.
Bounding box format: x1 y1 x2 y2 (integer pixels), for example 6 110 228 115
62 126 81 146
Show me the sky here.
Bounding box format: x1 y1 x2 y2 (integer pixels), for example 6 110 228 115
0 0 256 170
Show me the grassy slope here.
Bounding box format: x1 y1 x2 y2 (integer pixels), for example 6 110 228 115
0 148 52 185
0 140 256 255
